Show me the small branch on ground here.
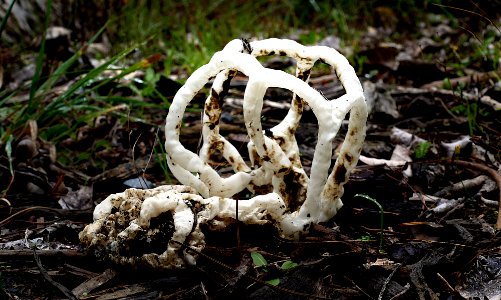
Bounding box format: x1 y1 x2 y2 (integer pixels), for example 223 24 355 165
0 249 85 258
448 160 501 229
33 248 79 300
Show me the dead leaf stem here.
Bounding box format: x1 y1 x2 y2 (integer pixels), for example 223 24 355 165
448 160 501 229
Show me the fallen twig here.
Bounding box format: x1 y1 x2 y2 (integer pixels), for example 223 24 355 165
0 206 92 227
378 263 402 300
436 272 455 294
33 248 78 300
392 86 501 111
0 206 64 227
433 175 488 198
64 263 100 279
411 159 501 229
449 160 501 229
0 249 85 258
343 276 374 300
388 283 410 300
72 268 117 298
421 70 500 90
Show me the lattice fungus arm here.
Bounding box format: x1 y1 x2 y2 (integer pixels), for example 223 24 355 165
199 69 250 173
80 38 367 269
164 39 366 233
221 38 366 216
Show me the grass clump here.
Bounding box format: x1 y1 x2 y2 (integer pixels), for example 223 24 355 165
106 0 428 73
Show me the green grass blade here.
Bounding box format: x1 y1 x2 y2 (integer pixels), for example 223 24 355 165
354 194 385 253
0 89 18 107
102 96 165 109
37 25 108 93
154 134 171 182
5 134 14 176
37 46 137 124
28 0 52 108
0 0 16 36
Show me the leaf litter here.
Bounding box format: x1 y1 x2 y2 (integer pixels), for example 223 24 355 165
0 5 501 300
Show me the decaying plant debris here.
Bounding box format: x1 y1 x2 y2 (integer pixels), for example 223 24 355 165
79 38 368 269
1 5 501 299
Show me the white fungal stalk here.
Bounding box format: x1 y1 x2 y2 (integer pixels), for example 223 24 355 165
79 38 368 269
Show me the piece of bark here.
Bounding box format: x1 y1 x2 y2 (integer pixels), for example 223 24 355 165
72 268 117 298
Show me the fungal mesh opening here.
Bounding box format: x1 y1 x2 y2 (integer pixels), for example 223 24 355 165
313 62 347 101
296 121 319 177
256 55 295 73
207 148 225 166
179 90 206 153
235 187 272 200
218 74 245 127
265 87 294 101
262 87 292 128
328 122 349 175
208 147 239 176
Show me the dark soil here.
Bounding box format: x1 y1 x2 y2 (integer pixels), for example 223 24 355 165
1 5 501 300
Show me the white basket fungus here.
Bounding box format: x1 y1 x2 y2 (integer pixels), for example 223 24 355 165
79 38 368 269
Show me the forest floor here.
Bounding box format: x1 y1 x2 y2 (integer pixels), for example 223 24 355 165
1 6 501 300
